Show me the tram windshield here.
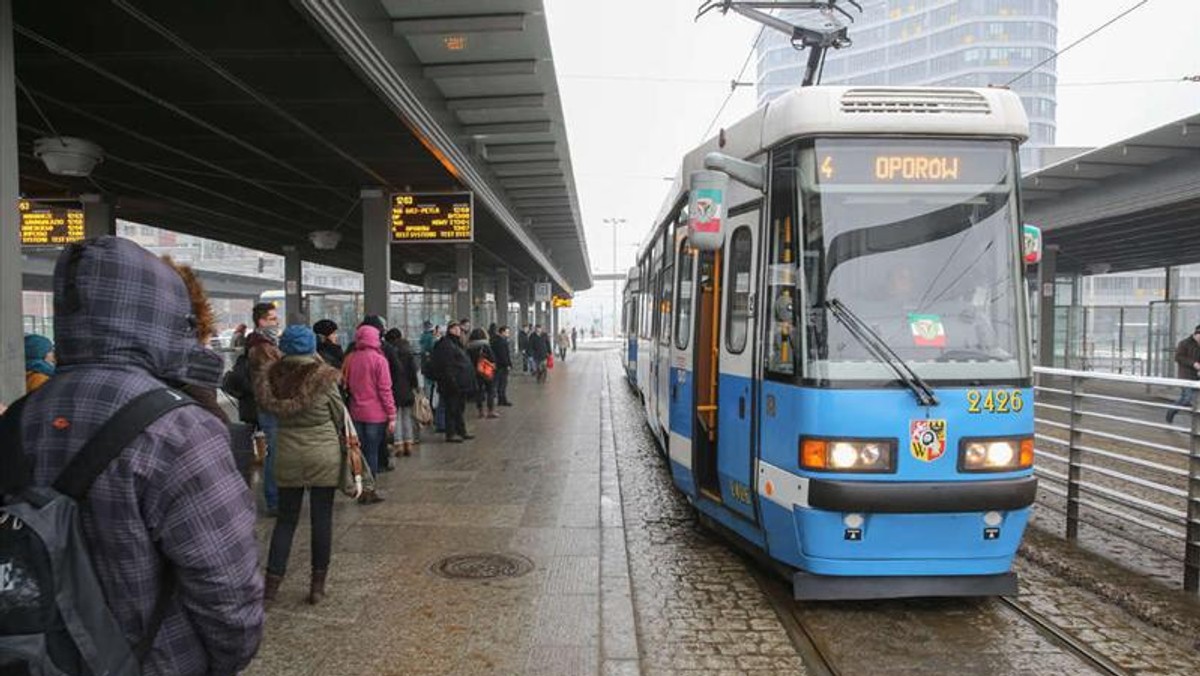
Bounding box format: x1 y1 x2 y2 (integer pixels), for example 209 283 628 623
767 137 1030 386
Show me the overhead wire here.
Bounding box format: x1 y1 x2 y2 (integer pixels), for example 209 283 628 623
1003 0 1153 87
699 25 767 143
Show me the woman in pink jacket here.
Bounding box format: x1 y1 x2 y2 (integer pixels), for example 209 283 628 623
342 324 395 504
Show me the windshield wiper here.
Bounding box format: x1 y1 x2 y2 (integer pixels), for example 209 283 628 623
823 298 939 407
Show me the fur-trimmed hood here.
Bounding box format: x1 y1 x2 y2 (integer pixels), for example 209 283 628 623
255 355 341 417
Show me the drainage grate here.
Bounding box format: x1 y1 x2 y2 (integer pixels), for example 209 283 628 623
431 553 534 580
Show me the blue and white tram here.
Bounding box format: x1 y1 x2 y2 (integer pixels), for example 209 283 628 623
623 86 1037 600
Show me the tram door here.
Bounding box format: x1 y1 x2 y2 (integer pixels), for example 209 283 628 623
715 218 759 522
689 209 761 521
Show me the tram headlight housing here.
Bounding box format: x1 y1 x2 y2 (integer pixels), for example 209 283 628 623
800 438 896 473
959 437 1034 472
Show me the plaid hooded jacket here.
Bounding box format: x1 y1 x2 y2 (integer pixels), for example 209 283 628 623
15 237 263 675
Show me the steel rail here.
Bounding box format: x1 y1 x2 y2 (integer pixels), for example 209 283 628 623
996 597 1131 676
750 569 843 676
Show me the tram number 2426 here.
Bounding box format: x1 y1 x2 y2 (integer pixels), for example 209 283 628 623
965 389 1025 414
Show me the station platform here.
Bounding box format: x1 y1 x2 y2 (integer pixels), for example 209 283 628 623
242 343 806 676
243 344 629 675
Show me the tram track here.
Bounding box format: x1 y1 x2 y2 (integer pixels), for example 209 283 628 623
994 595 1132 676
752 563 1135 676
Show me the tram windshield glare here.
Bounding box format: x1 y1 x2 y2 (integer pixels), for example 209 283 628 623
770 138 1030 386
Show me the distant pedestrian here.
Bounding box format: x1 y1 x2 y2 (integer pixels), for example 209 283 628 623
467 328 499 419
556 330 570 362
23 333 55 393
342 325 394 502
231 323 247 348
571 327 578 352
430 322 475 442
313 319 344 369
530 324 551 384
459 318 473 346
488 322 498 340
384 328 420 456
419 320 436 356
1168 324 1200 423
222 302 282 515
492 326 514 407
6 236 262 674
254 325 345 605
518 325 531 373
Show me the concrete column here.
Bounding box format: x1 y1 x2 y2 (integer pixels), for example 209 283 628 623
1037 244 1059 367
80 193 115 239
0 0 22 403
495 267 510 328
283 244 304 325
361 187 389 322
455 243 473 323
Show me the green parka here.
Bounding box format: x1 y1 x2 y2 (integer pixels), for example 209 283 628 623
255 354 345 488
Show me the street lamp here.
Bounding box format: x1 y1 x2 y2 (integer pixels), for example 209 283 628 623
603 218 627 337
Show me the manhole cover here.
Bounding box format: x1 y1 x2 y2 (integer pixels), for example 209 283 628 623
431 553 534 580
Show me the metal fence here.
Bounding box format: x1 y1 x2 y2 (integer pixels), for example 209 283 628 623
1032 366 1200 591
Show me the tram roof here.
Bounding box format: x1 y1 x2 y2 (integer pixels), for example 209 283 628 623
645 86 1030 245
12 0 590 294
1021 110 1200 274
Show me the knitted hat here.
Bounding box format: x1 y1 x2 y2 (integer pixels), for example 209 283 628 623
360 314 385 333
279 325 317 356
313 319 338 337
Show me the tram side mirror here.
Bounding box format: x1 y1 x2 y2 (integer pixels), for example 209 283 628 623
688 170 729 252
1022 224 1042 266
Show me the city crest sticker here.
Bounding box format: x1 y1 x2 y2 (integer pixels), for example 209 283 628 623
908 313 946 347
910 419 947 462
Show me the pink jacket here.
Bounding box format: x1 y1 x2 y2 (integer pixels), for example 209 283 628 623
342 326 396 424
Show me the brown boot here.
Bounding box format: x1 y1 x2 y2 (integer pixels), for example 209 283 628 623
264 573 283 602
402 442 412 457
307 569 327 605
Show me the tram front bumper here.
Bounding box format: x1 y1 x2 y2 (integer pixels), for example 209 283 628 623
793 571 1018 601
807 475 1037 513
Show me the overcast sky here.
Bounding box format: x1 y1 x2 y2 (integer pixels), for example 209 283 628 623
542 0 1200 332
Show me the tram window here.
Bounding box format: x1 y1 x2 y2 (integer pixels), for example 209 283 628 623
675 241 695 350
659 263 674 346
766 146 801 376
725 227 753 354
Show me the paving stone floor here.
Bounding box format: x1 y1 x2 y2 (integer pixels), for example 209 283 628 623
245 344 635 676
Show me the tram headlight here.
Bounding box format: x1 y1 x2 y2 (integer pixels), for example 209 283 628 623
959 437 1034 472
801 438 895 473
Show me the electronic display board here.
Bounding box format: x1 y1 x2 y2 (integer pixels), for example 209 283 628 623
552 295 572 308
814 140 1010 186
390 192 473 243
18 199 84 247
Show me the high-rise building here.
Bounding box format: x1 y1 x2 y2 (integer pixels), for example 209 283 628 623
756 0 1058 168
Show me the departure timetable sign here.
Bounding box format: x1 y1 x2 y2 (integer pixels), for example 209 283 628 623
390 192 473 243
18 199 84 247
815 140 1008 185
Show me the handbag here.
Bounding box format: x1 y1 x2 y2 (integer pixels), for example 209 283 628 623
414 393 434 427
338 403 369 499
547 353 555 370
476 357 496 382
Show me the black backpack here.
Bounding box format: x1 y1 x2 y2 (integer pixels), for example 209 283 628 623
0 388 193 676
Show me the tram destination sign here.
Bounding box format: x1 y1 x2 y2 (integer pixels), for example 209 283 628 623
18 199 84 248
390 192 473 243
815 141 1008 186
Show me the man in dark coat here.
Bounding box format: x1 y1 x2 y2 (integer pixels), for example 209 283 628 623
10 237 263 674
529 324 552 383
491 326 514 406
313 319 344 368
518 325 530 372
1168 324 1200 423
430 322 475 442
